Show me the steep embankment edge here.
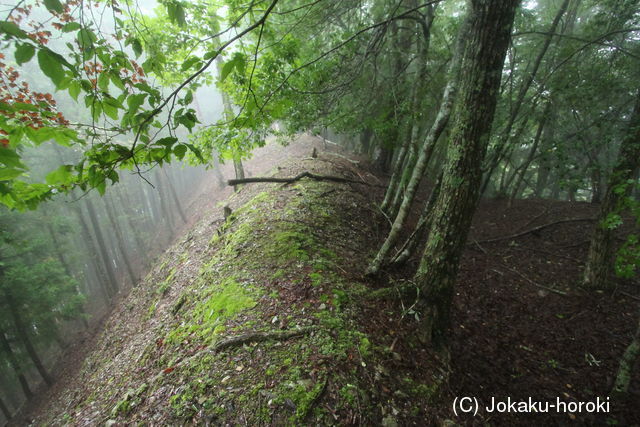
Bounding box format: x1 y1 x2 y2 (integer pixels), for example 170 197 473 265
35 154 443 426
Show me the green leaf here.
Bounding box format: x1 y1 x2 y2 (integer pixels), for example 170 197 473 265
183 90 193 105
77 28 97 48
156 137 178 147
166 1 186 27
0 21 27 39
126 93 147 113
129 37 143 58
43 0 64 13
181 56 201 72
0 147 25 168
98 73 110 91
110 71 125 91
45 165 74 185
0 168 24 180
62 22 82 33
173 144 187 159
14 43 35 65
103 102 119 120
38 48 66 87
220 53 246 82
68 80 81 101
91 101 102 122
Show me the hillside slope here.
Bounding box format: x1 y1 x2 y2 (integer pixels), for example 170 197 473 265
27 144 442 426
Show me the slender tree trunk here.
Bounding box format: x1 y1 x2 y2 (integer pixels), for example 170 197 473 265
4 290 53 386
162 169 187 223
366 16 466 276
381 124 413 214
45 223 90 328
392 171 443 266
611 310 640 396
0 329 32 399
70 199 114 301
0 393 11 422
85 199 119 294
480 0 570 195
114 187 148 264
583 91 640 289
413 0 518 347
103 196 136 286
508 101 551 204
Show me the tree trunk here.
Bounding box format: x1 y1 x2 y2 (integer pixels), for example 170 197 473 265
0 393 11 421
413 0 518 347
4 290 53 386
392 171 443 266
70 199 115 301
611 310 640 397
162 169 188 223
103 195 136 286
583 91 640 289
508 101 551 204
380 125 412 215
480 0 570 195
366 13 466 276
0 328 32 399
85 199 119 294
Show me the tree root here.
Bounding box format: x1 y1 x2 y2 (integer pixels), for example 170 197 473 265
227 171 383 187
367 284 418 300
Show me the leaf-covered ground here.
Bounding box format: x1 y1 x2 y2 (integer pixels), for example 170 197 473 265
22 136 445 426
17 136 640 426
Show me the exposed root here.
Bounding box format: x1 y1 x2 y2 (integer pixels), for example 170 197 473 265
210 327 313 353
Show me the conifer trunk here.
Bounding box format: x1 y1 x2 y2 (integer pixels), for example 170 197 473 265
4 290 53 386
413 0 519 346
0 328 32 399
0 394 11 421
103 196 137 286
163 169 187 223
85 199 119 294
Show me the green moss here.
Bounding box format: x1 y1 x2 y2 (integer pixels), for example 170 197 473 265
165 278 256 346
157 267 176 295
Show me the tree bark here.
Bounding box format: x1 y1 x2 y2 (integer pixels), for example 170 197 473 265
0 328 32 399
480 0 570 195
163 169 188 223
103 195 137 286
85 198 119 294
366 12 466 276
70 198 115 301
508 101 551 204
0 393 11 421
583 91 640 289
4 290 53 386
413 0 519 347
611 310 640 396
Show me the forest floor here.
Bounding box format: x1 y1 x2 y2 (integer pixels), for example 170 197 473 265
16 135 640 426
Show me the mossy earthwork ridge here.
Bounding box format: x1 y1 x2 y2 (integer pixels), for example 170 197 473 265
37 157 443 426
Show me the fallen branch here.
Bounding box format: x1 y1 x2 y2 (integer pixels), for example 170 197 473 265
475 218 596 244
146 327 313 387
210 327 313 353
503 265 568 296
227 171 383 187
